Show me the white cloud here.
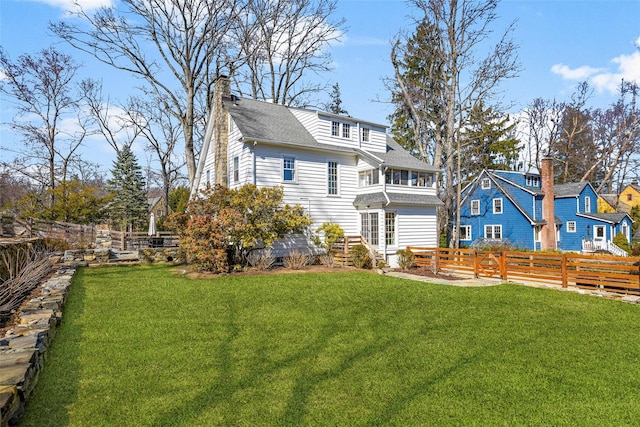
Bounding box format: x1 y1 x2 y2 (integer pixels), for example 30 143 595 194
551 43 640 94
550 64 602 81
31 0 112 12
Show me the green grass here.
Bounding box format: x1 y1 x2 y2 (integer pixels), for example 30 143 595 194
20 265 640 426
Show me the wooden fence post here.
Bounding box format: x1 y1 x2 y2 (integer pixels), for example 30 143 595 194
474 250 479 278
561 254 568 288
434 248 440 274
500 252 507 281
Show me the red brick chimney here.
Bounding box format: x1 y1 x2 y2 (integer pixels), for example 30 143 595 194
213 76 230 187
540 156 556 250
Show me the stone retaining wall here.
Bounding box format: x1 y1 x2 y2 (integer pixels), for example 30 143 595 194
0 265 75 426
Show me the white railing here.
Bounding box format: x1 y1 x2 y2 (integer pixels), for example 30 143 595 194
582 239 628 256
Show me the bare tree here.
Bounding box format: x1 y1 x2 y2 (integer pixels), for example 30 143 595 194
125 95 186 216
521 97 562 172
81 79 142 153
232 0 344 106
391 0 520 247
51 0 247 186
0 46 91 205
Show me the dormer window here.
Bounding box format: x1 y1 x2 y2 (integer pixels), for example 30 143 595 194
331 121 340 137
361 127 370 142
526 175 539 187
481 178 491 189
342 123 351 139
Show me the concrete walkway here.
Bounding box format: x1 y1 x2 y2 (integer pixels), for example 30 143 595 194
383 270 640 305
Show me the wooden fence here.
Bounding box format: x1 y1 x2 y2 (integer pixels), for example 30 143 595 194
14 218 179 250
407 247 640 295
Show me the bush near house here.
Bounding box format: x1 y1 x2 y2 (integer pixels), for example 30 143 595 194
613 232 631 255
171 184 312 273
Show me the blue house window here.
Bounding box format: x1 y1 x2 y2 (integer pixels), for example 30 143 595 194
460 225 471 241
584 196 591 213
283 157 295 182
481 178 491 189
567 221 576 233
492 198 503 214
526 176 539 187
485 225 502 239
471 200 480 215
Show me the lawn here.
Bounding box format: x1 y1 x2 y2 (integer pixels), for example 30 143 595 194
20 265 640 426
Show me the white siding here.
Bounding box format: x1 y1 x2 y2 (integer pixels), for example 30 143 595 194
253 144 360 234
395 206 439 249
359 124 387 152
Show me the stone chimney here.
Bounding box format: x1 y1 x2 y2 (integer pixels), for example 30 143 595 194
213 76 230 187
540 156 556 250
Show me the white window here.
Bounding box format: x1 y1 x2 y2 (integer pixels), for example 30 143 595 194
328 161 338 195
485 225 502 239
331 121 340 137
232 156 239 183
526 175 539 187
471 200 480 215
361 212 379 246
283 157 295 182
460 225 472 241
594 225 605 241
385 212 396 246
206 169 211 187
567 221 576 233
622 223 629 240
361 127 370 142
493 198 503 214
584 196 591 213
342 123 351 139
359 169 379 187
481 178 491 189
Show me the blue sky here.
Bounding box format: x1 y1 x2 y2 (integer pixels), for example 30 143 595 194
1 0 639 171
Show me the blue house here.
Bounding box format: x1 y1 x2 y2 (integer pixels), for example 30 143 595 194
457 159 633 254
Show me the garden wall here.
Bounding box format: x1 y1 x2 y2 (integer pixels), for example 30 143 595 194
0 264 75 426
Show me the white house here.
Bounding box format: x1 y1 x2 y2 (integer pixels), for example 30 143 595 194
191 77 442 266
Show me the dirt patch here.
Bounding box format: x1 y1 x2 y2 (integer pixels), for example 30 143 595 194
392 268 465 280
172 264 360 280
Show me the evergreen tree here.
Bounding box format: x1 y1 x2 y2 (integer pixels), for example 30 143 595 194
324 82 348 115
460 103 521 183
107 146 148 231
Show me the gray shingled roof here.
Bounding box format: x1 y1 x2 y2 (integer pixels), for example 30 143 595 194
554 181 588 197
225 97 347 151
370 137 441 173
578 212 630 224
353 192 443 207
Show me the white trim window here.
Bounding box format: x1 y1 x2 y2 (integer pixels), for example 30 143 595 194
331 121 340 137
485 224 502 239
584 196 591 213
471 199 480 215
622 222 629 241
481 178 491 189
493 198 503 214
359 169 379 187
232 156 239 183
283 157 296 182
567 221 576 233
526 175 539 187
327 161 338 195
342 123 351 139
460 225 472 241
385 212 396 246
206 169 211 187
361 127 370 142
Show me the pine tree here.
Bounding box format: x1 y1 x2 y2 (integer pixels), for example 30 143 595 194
324 82 348 115
107 146 148 231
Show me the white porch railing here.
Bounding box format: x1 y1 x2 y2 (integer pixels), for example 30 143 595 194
582 239 628 257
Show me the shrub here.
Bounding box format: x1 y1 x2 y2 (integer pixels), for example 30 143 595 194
613 232 631 255
396 249 415 270
349 244 371 269
283 250 309 270
313 222 345 251
247 249 275 271
318 253 335 267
